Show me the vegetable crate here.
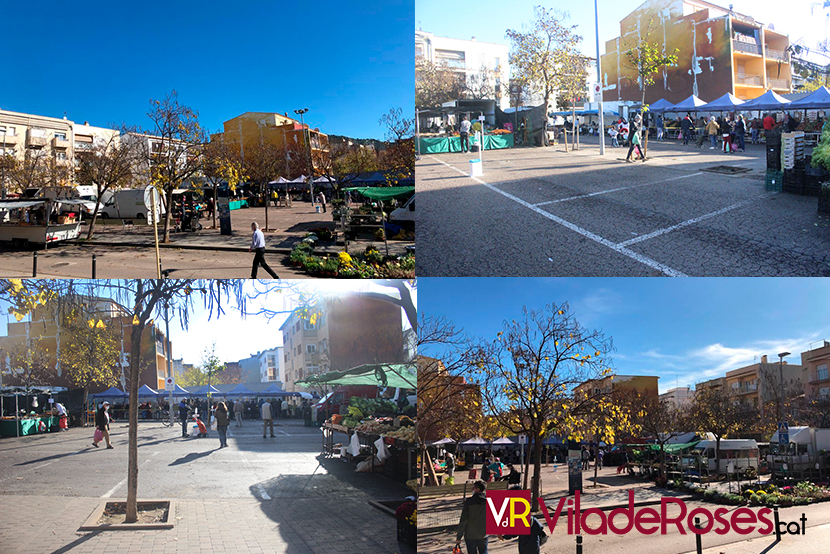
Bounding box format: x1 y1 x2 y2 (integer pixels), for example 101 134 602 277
765 170 783 192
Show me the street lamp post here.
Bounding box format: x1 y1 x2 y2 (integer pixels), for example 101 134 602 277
594 0 605 156
293 108 314 208
1 126 7 199
778 351 790 421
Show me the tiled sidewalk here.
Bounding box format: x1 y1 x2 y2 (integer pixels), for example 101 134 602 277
0 494 413 554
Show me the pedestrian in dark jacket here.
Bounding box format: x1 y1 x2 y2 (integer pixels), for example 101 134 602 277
504 516 547 554
625 116 642 162
456 480 488 554
215 402 230 448
503 463 522 488
179 399 190 437
681 113 692 145
93 401 113 448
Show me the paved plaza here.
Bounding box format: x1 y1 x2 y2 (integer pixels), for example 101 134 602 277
0 204 411 278
416 138 830 276
0 418 414 553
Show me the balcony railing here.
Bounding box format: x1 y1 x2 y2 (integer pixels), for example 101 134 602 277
768 78 790 90
733 40 761 55
765 48 790 63
736 75 763 86
809 373 830 385
0 133 21 145
735 384 758 394
52 137 70 149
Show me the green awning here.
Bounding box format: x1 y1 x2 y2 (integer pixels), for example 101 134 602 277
342 186 414 200
299 363 416 389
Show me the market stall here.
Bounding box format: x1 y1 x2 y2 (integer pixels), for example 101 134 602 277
417 133 513 154
304 363 417 482
0 415 59 436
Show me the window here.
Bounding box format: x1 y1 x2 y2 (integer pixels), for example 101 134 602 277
267 368 276 381
0 126 15 135
436 49 466 69
54 133 67 141
267 355 276 367
306 344 316 354
494 57 500 70
818 364 829 381
298 368 304 380
295 321 301 332
318 313 326 327
305 362 319 374
55 152 67 161
303 320 316 330
320 339 327 352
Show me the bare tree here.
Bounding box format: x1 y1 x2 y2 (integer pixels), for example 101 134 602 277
144 91 207 242
76 129 142 239
379 107 415 142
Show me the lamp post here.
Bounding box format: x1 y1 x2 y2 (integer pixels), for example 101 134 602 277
1 126 7 199
293 108 314 207
778 351 790 421
594 0 605 156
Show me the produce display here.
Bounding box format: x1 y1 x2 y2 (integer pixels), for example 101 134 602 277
355 418 394 435
341 397 399 428
386 426 416 443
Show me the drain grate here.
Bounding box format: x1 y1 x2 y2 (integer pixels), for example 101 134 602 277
700 165 753 175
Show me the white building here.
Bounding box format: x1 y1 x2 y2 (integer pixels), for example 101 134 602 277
416 29 510 110
259 347 284 383
660 386 695 410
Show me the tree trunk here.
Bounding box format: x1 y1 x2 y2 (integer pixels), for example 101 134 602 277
125 320 144 523
531 430 544 510
86 198 103 240
83 386 89 428
162 188 174 243
212 185 217 230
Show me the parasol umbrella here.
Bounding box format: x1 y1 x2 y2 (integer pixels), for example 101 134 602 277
787 86 830 110
665 95 708 113
739 90 791 112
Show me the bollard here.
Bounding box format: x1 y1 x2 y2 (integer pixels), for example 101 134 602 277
32 251 38 277
774 505 781 541
576 534 583 554
92 254 97 279
695 517 702 554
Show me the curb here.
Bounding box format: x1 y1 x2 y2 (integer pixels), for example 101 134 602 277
78 240 295 254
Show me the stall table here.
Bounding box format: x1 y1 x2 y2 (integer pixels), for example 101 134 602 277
0 416 58 436
418 134 514 154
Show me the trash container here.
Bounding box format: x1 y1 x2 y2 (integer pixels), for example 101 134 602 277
469 159 483 177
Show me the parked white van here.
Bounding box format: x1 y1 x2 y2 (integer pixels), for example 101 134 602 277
100 186 165 222
682 439 760 475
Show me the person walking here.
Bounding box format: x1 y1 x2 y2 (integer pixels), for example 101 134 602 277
249 221 279 279
706 116 720 149
503 515 547 554
735 114 746 152
317 192 327 213
723 117 734 153
261 399 275 438
608 125 619 148
459 116 471 153
179 398 190 437
750 118 760 144
233 399 244 427
681 113 692 146
445 452 456 482
92 401 113 449
656 114 664 141
215 402 230 448
625 115 642 162
281 398 289 420
456 480 488 554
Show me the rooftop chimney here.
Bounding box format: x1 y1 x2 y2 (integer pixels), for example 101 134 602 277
471 36 476 41
761 355 768 363
84 121 89 125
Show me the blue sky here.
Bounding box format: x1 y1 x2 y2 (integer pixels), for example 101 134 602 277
418 278 830 393
1 1 414 140
417 0 830 66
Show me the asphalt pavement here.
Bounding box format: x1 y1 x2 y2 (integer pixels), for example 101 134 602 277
0 418 414 553
416 137 830 276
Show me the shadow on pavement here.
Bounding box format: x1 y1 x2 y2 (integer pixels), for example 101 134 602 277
47 530 103 554
169 449 217 466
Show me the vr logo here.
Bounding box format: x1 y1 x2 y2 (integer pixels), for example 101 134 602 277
486 490 532 535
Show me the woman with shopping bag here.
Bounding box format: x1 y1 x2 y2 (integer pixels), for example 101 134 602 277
92 401 113 449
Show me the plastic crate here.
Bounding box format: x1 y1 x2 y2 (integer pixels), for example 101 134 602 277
765 170 783 192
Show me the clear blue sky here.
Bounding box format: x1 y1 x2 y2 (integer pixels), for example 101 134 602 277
419 278 830 394
417 0 830 67
1 1 414 140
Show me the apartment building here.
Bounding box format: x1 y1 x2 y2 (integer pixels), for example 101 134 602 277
801 342 830 402
417 355 482 442
0 297 172 391
659 386 695 410
210 112 330 174
280 294 406 392
232 347 284 386
416 30 510 109
575 374 660 399
600 0 792 104
723 355 805 414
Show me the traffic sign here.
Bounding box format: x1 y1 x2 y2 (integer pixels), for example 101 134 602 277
518 434 528 445
778 421 789 445
165 377 175 391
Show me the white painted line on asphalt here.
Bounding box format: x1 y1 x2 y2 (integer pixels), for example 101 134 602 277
532 172 703 207
618 193 777 247
429 156 690 277
102 459 151 498
256 484 271 500
31 461 55 470
278 430 290 436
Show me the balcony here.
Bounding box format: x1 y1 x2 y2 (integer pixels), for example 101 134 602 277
733 40 761 56
765 48 790 63
0 133 21 146
767 78 790 90
735 384 758 395
26 133 47 148
302 328 318 337
809 373 830 385
52 137 70 149
735 75 763 86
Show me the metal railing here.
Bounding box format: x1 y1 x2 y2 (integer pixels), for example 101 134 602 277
733 40 761 55
809 372 830 384
768 78 790 90
766 48 790 63
735 74 762 86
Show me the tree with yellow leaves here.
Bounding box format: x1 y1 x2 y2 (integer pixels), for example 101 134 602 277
473 302 614 509
58 306 123 422
0 338 55 413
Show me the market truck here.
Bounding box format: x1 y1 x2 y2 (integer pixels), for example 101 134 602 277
314 385 379 417
100 186 165 222
389 195 414 230
682 439 760 476
768 426 830 479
